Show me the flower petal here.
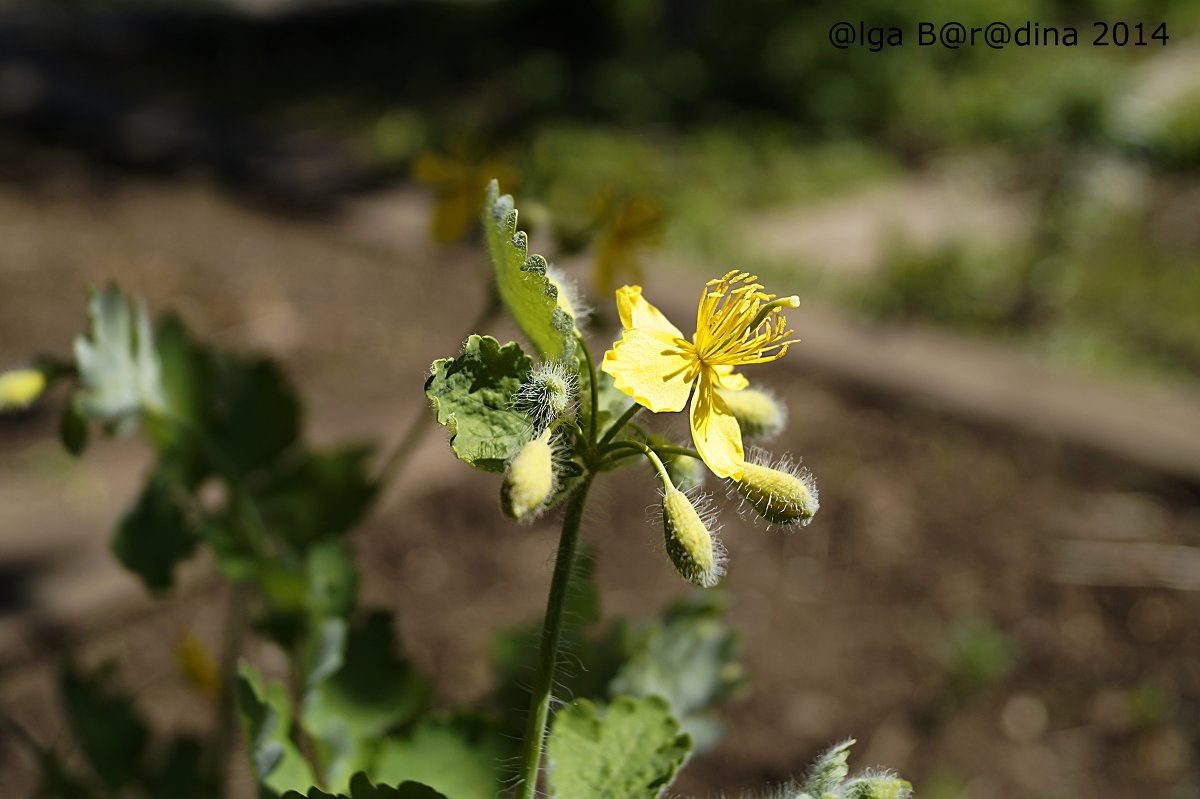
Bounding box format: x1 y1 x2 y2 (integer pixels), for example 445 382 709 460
690 373 745 479
712 365 749 391
601 328 693 413
615 285 684 338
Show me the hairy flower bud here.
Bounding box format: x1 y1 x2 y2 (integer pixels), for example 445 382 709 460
546 264 588 324
730 451 819 528
501 429 556 521
512 362 577 432
0 368 47 411
661 488 725 587
718 387 786 440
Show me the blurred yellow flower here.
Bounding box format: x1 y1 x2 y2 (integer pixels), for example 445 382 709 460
175 632 219 699
591 192 666 296
412 151 520 245
601 271 798 479
0 368 47 411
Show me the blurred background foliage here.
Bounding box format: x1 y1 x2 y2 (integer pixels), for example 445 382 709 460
5 0 1200 382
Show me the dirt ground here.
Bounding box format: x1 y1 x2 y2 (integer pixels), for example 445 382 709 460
1 155 1198 798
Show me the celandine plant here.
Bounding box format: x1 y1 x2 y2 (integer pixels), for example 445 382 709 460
420 181 902 798
1 180 910 799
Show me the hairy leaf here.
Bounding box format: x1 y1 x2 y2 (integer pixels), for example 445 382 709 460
425 335 534 471
482 180 576 363
281 773 447 799
72 284 165 430
841 775 913 799
609 593 747 752
59 663 149 790
236 663 316 796
374 719 501 799
545 696 691 799
801 738 854 797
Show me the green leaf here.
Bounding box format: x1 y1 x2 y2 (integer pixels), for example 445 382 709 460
609 593 747 752
236 663 316 796
72 284 165 430
59 395 89 456
256 445 379 548
306 542 360 619
374 719 502 799
281 773 448 799
144 314 208 459
801 739 855 798
482 180 576 363
425 335 534 472
545 696 691 799
110 457 201 592
205 355 301 478
302 612 431 791
59 662 149 790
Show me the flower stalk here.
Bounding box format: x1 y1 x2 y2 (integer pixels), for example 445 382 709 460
516 477 594 799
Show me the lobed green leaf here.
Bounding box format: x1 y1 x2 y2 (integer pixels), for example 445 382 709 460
374 718 502 799
609 593 747 754
281 773 447 799
482 180 577 363
425 334 534 471
545 696 691 799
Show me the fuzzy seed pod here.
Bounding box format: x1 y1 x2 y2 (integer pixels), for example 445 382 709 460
501 429 556 521
730 451 819 529
0 368 47 411
661 488 725 587
718 387 786 440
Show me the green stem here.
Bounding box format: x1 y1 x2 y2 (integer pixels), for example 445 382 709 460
650 443 702 461
599 440 671 484
516 477 594 799
596 402 641 450
575 330 599 445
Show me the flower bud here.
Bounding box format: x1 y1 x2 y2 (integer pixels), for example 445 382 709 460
501 429 556 521
731 452 819 528
511 361 577 431
661 488 724 587
718 387 786 440
0 368 47 411
546 264 588 324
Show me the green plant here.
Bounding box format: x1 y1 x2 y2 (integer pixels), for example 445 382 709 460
4 181 911 799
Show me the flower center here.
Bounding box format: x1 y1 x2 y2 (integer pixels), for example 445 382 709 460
692 271 798 369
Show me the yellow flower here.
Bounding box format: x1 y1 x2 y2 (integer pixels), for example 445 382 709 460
0 368 47 411
601 271 798 479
